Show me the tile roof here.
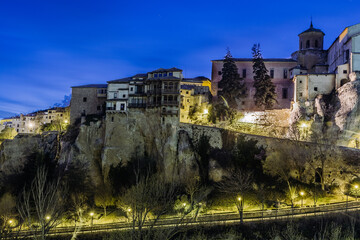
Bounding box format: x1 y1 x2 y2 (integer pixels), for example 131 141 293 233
132 73 147 79
72 84 108 88
107 77 132 83
212 58 296 62
150 67 182 73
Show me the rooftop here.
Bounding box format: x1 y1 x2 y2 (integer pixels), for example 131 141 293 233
72 84 108 88
212 58 296 62
299 21 325 35
150 67 182 73
107 77 132 83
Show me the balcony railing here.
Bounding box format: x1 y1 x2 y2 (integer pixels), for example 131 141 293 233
162 89 179 94
162 101 179 106
128 103 147 108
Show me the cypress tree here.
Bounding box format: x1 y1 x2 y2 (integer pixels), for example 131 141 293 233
252 44 277 109
218 48 246 108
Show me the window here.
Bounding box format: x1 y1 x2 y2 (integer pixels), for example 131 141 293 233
282 88 288 99
83 97 87 102
270 69 274 78
300 42 303 49
343 70 348 74
187 99 190 102
315 40 318 48
169 72 173 76
314 87 318 91
111 117 114 122
164 73 167 77
123 94 126 98
283 69 288 79
300 80 302 83
97 106 101 110
186 91 189 94
218 71 222 75
154 74 158 78
299 92 303 97
242 69 246 78
114 93 117 98
346 49 350 62
306 40 310 48
120 104 125 111
159 73 162 77
130 87 133 91
49 116 51 119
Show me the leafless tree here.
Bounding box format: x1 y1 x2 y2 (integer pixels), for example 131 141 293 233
217 170 253 223
17 166 67 240
94 183 113 217
0 192 19 239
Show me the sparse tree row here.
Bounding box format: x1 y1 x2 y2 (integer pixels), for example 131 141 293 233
0 123 359 240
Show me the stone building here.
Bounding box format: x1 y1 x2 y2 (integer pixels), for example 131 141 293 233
70 84 107 124
212 21 360 108
293 22 360 102
211 58 297 109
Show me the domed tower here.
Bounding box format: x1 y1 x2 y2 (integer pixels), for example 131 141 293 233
291 21 328 73
298 21 325 50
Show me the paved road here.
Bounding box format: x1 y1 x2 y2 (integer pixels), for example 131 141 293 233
11 200 360 237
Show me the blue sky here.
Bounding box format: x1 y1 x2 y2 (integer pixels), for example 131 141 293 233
0 0 359 116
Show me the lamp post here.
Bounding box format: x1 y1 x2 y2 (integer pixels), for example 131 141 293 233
354 184 359 201
90 212 94 231
300 191 305 207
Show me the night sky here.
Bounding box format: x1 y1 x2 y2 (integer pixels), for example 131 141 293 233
0 0 359 117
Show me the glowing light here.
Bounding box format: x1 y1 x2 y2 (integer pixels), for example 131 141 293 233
46 216 51 220
300 191 304 196
90 212 94 216
127 208 131 212
28 122 34 128
237 197 241 201
64 120 68 124
203 109 208 114
183 203 186 207
355 185 359 189
8 219 13 224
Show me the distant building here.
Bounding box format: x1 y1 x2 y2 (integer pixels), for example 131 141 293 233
211 21 360 109
211 58 297 109
293 22 360 102
70 84 107 124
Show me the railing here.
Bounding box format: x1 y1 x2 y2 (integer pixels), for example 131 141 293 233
162 101 179 106
128 103 146 108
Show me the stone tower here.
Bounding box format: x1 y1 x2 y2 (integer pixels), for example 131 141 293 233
291 21 328 73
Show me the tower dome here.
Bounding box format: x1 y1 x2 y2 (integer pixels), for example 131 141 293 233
298 21 325 50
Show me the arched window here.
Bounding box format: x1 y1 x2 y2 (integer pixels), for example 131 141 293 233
306 40 310 48
300 42 303 49
315 40 319 48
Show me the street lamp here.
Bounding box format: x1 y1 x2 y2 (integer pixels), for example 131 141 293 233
300 191 305 207
64 120 68 124
90 212 94 227
237 197 241 201
354 184 359 201
45 215 51 220
203 109 208 115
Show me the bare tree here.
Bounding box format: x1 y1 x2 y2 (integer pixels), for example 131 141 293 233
217 170 253 223
94 183 113 217
0 192 18 239
17 166 67 240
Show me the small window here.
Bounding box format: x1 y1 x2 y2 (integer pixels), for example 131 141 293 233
300 42 303 49
242 69 246 78
83 97 87 102
114 93 117 98
315 40 319 48
187 99 190 102
282 88 288 99
218 71 222 75
314 87 318 91
97 106 101 110
343 70 348 74
159 73 162 77
299 80 302 83
306 40 310 48
345 50 350 62
120 104 125 111
164 73 167 77
130 87 133 91
299 92 303 97
49 116 51 119
154 74 158 78
169 72 173 76
111 117 114 122
270 69 274 78
283 69 288 79
186 91 189 94
123 94 126 98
